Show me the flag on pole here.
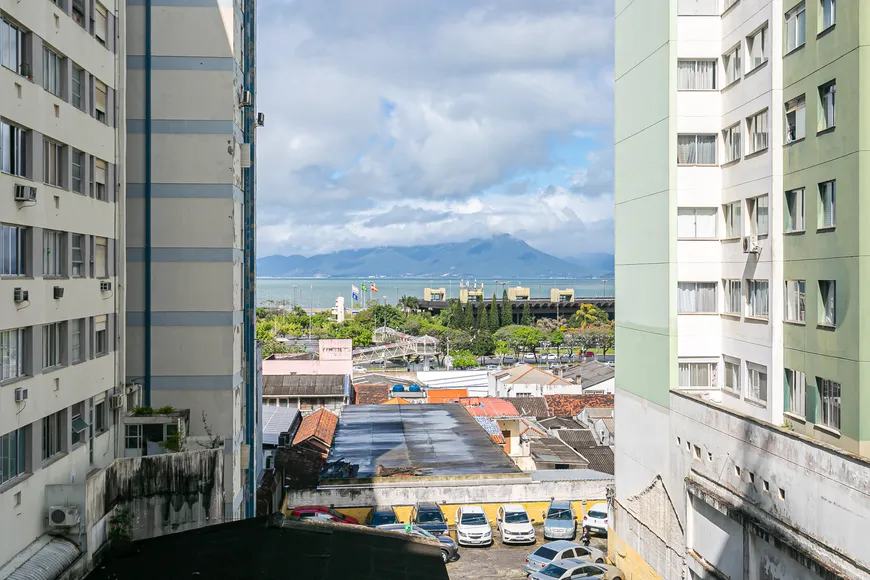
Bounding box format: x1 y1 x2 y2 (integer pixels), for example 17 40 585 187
370 283 379 293
351 285 359 301
361 284 368 292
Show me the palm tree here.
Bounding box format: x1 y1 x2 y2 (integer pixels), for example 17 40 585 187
398 295 419 313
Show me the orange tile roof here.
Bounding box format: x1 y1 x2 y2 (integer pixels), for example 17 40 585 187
459 397 520 418
382 397 411 405
292 408 338 449
354 384 391 405
544 394 615 417
427 388 468 403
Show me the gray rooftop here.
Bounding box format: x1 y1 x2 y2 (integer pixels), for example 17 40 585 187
326 404 522 479
530 469 614 482
561 361 614 387
263 374 347 397
531 437 589 467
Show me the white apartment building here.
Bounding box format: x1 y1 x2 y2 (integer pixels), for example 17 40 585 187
0 0 125 568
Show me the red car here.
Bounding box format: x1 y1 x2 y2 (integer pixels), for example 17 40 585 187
290 505 359 525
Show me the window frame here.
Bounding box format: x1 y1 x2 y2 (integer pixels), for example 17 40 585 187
72 149 84 194
94 399 107 433
785 368 806 418
43 321 65 369
819 0 835 31
723 45 741 86
746 25 769 73
818 180 836 229
784 188 806 233
723 201 742 239
94 79 108 123
42 412 63 460
43 230 66 277
723 356 741 393
1 224 27 277
0 17 27 76
722 123 741 164
723 279 742 315
747 279 770 319
71 318 83 363
71 401 88 446
677 282 718 314
676 59 718 91
0 327 27 382
678 360 718 390
748 195 769 237
746 362 768 403
125 424 142 450
784 280 806 323
43 138 65 188
94 236 108 278
785 95 807 143
94 3 108 46
817 378 841 430
818 81 836 132
746 109 769 154
94 159 108 201
71 65 85 109
0 427 27 485
818 280 836 327
785 2 807 54
94 314 108 355
0 120 28 177
42 46 64 98
677 134 717 166
677 207 717 239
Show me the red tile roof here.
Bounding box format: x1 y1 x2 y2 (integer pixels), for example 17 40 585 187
544 394 615 417
459 397 520 418
292 408 338 453
354 384 390 405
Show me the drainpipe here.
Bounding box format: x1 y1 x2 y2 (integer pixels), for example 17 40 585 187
143 0 152 406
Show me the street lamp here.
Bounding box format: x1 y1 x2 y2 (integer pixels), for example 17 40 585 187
602 279 607 298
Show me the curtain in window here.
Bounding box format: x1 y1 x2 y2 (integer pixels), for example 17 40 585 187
820 182 835 226
756 196 768 234
750 281 769 317
724 359 740 390
751 111 769 152
785 280 805 322
678 283 716 313
696 135 716 164
677 60 716 90
725 280 742 313
679 363 714 388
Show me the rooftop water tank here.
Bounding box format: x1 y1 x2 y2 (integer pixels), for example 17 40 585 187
409 385 422 392
392 385 405 392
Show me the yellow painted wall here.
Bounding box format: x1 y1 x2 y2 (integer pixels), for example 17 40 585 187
608 528 665 580
285 499 606 527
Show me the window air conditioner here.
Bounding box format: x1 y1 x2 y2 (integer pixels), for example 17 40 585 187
100 281 112 292
53 286 64 299
240 90 253 107
48 506 81 528
13 288 28 303
742 236 760 254
14 184 36 202
14 387 28 402
111 393 124 409
257 112 265 126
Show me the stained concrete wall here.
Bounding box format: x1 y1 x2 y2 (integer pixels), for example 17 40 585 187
86 449 224 547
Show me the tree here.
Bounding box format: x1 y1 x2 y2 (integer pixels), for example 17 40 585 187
494 340 512 360
501 289 512 327
463 302 475 329
478 303 490 333
535 317 561 335
512 326 546 356
521 301 533 326
549 329 564 357
446 299 464 329
489 294 500 330
495 325 524 357
450 350 478 369
328 322 373 348
398 295 420 313
470 331 494 357
568 303 609 329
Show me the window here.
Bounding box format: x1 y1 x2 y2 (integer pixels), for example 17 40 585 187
0 121 27 176
71 318 83 363
723 124 741 163
820 0 835 29
677 60 717 90
785 96 806 143
786 369 806 417
723 201 742 239
748 195 769 236
678 361 717 389
747 110 769 153
95 3 108 46
95 159 108 200
71 402 88 446
42 47 63 97
72 0 86 26
0 18 26 74
723 279 742 314
43 139 64 188
43 412 63 460
786 2 806 52
723 356 740 392
818 280 835 326
677 208 717 239
817 378 840 430
94 236 108 277
125 424 142 450
723 46 741 85
94 79 108 122
748 280 769 318
1 224 26 276
818 81 836 131
785 188 805 232
0 328 26 382
0 428 26 485
95 315 108 355
747 362 768 402
677 134 717 165
746 26 768 71
678 282 717 313
43 322 65 368
818 181 835 228
723 0 738 11
785 280 806 322
71 65 84 109
95 399 107 433
71 234 84 277
43 230 66 277
72 150 84 193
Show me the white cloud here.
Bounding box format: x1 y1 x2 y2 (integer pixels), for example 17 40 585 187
256 0 614 258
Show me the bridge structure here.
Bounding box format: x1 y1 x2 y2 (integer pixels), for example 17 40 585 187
416 297 615 322
352 327 440 364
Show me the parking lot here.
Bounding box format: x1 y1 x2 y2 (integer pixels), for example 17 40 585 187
447 528 608 580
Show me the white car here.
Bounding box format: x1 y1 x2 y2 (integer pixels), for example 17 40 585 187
454 505 493 546
495 504 535 544
546 353 558 361
352 366 367 373
530 558 625 580
523 353 537 361
582 505 609 536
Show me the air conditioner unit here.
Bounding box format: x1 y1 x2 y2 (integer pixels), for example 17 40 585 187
14 387 28 402
53 286 64 299
240 90 253 107
257 112 265 127
14 184 36 202
13 288 28 303
742 235 760 254
19 62 32 78
48 506 81 529
100 281 112 292
110 393 124 409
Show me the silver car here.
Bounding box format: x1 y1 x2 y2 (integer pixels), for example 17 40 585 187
543 500 577 540
524 542 606 576
530 558 625 580
377 524 459 564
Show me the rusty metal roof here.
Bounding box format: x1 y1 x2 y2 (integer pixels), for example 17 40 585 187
0 536 81 580
262 374 347 397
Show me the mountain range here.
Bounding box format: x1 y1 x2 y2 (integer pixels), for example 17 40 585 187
257 235 614 278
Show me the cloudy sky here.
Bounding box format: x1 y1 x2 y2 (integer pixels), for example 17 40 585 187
256 0 614 259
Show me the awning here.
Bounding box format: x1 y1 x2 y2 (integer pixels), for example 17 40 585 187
71 416 89 434
0 536 81 580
